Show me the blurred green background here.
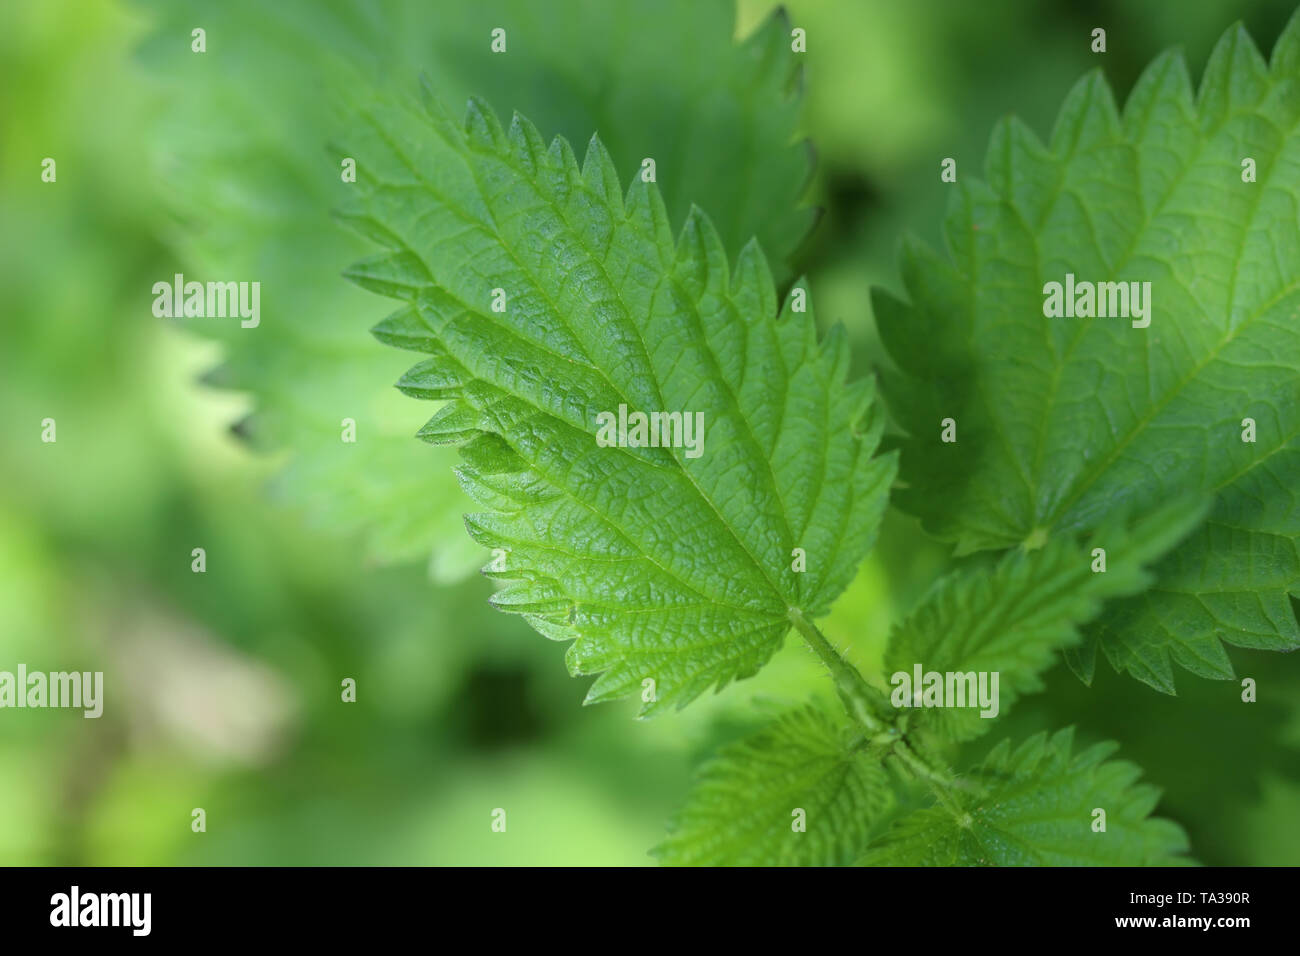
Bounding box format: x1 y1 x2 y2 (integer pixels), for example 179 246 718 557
2 0 1298 865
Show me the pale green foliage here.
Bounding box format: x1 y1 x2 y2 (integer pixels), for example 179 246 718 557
343 93 894 712
860 729 1191 865
885 499 1206 742
875 15 1300 691
654 705 890 865
136 0 813 574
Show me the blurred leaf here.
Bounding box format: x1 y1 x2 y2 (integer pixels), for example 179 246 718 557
861 728 1190 865
875 14 1300 692
886 499 1205 743
655 704 889 865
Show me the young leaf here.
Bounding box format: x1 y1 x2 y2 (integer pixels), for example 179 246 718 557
885 497 1206 743
876 15 1300 691
136 0 814 574
341 94 895 712
860 729 1191 866
654 705 891 866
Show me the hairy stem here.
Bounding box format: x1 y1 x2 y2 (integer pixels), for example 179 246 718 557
789 608 968 799
789 607 887 734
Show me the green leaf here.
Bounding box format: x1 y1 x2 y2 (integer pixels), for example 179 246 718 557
876 15 1300 691
884 498 1206 743
654 704 891 866
342 94 894 712
136 0 814 574
860 728 1191 866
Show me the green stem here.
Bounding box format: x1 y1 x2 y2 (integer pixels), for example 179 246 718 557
789 608 968 802
788 608 886 734
892 739 957 789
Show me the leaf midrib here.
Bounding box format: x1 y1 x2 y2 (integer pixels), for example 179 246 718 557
362 118 776 614
1029 87 1299 533
457 113 806 614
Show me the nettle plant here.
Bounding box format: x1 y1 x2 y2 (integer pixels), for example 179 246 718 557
156 2 1300 864
331 12 1300 865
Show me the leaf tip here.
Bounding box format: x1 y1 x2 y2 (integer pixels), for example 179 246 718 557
463 95 504 149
